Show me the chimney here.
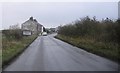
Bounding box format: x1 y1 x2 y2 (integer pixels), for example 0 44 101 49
33 19 37 22
29 16 33 21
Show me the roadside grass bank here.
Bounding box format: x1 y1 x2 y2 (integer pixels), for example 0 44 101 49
2 30 38 68
0 50 1 70
0 31 2 70
55 35 119 63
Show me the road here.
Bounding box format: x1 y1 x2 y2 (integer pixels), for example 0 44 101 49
4 34 118 71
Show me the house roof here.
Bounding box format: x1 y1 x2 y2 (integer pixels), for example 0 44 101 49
22 17 43 26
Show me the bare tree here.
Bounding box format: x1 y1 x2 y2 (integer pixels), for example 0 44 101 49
9 23 20 30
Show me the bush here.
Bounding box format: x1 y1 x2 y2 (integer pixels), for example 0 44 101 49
57 16 119 62
58 16 119 44
2 29 22 40
115 19 120 44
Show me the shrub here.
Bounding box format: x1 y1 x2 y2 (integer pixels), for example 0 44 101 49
2 29 22 40
58 16 118 44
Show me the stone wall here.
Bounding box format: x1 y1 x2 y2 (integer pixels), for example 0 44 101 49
21 17 42 35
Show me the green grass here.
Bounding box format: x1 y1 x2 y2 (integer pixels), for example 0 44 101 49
0 31 2 69
0 50 2 70
2 35 37 67
55 35 119 63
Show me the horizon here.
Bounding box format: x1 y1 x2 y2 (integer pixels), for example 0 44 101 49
1 2 119 30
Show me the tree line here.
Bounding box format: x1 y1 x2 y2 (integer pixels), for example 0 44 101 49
58 16 120 44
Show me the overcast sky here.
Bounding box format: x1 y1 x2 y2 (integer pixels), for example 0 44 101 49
1 1 119 30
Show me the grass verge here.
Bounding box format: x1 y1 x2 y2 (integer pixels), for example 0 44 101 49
0 31 2 70
55 34 119 63
2 35 38 68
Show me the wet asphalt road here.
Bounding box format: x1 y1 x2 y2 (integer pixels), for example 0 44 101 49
4 34 118 71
